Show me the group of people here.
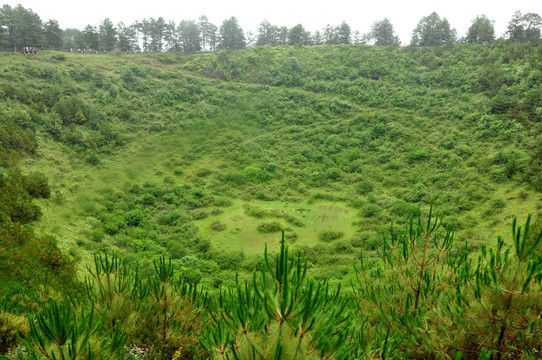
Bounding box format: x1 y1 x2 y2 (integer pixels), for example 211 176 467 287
69 48 143 53
22 46 39 55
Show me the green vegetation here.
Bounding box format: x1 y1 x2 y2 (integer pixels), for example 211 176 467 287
0 37 541 359
2 213 540 359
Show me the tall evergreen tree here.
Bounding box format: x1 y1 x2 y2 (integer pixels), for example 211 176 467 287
0 4 43 51
507 11 525 42
134 20 150 51
507 11 542 42
17 5 43 49
138 17 165 52
523 12 542 41
256 20 279 46
411 12 456 46
219 17 245 50
117 22 138 52
245 30 256 47
0 5 15 50
72 29 84 50
178 20 201 53
43 19 63 49
99 18 117 52
81 24 99 51
365 18 400 46
288 24 309 46
62 28 80 50
207 22 218 51
198 15 210 52
466 15 495 44
323 24 338 44
0 27 6 50
352 29 363 44
163 20 179 52
311 30 323 45
149 17 165 51
337 21 351 44
278 25 288 45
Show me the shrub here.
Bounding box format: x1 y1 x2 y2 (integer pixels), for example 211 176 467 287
319 230 344 242
90 229 105 242
157 210 181 226
325 167 342 180
407 148 430 163
210 221 226 232
22 172 50 199
363 203 381 218
190 209 208 220
193 237 211 253
196 168 212 177
221 172 245 185
210 208 223 216
243 204 270 218
140 193 156 206
50 53 66 61
257 221 282 233
124 209 145 226
214 198 232 207
180 267 203 284
103 216 125 235
0 312 28 353
356 179 374 195
167 242 188 259
162 192 177 205
285 232 298 243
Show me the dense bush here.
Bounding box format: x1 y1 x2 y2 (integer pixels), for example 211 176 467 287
256 221 282 233
319 230 344 242
210 220 226 231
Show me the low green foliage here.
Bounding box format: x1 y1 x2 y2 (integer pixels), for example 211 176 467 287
201 232 349 359
210 221 226 232
256 221 282 233
318 230 344 242
1 43 542 358
352 206 542 359
5 211 539 359
21 299 127 359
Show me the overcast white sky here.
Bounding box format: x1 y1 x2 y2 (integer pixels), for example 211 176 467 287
4 0 541 44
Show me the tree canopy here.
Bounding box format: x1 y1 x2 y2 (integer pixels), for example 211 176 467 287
365 18 400 46
99 18 117 52
43 19 63 49
178 20 201 53
507 10 542 42
411 12 456 46
1 5 541 53
288 24 310 46
219 16 245 50
0 4 43 51
466 15 495 44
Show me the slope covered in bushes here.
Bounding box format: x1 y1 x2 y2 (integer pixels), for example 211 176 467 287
0 43 541 358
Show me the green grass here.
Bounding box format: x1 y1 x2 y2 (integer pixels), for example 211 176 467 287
3 45 540 282
27 131 359 269
195 198 357 256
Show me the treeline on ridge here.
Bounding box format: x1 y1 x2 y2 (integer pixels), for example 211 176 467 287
0 4 541 53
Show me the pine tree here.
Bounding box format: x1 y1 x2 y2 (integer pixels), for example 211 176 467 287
219 17 245 50
202 232 349 359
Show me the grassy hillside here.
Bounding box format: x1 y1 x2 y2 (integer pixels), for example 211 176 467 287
1 43 541 359
0 44 540 286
